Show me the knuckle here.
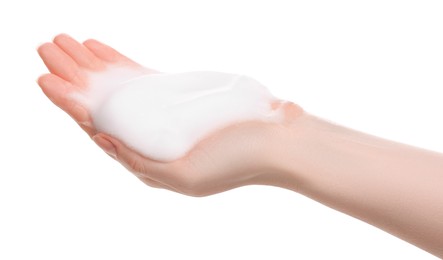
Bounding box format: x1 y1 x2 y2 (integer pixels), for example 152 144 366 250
125 157 147 174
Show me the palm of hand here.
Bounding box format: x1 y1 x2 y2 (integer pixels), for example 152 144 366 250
38 34 298 196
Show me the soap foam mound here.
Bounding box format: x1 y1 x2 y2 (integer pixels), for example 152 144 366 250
73 67 281 161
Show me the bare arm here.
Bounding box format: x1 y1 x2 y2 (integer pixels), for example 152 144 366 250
37 34 443 258
269 113 443 257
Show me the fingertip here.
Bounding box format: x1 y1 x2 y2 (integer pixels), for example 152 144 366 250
83 39 103 51
53 34 72 48
37 73 47 86
53 33 72 43
37 73 54 92
71 103 91 125
83 38 98 46
36 41 47 51
83 38 129 63
54 34 105 70
37 42 53 57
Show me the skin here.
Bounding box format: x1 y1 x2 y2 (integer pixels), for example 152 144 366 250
37 34 443 258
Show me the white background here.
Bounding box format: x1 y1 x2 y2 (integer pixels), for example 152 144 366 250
0 0 442 259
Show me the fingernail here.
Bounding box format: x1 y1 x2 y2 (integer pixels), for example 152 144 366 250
73 104 90 125
92 135 116 158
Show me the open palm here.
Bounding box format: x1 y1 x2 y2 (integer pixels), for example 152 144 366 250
37 34 300 196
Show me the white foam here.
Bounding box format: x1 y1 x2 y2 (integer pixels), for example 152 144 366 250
73 66 282 161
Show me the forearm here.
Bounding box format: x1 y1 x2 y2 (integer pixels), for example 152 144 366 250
270 113 443 257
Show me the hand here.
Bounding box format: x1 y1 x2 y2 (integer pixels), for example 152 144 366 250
37 34 303 196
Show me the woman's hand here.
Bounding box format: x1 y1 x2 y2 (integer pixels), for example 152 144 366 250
38 34 443 257
37 34 303 196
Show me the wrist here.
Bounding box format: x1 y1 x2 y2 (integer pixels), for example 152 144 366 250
253 101 308 190
260 111 344 194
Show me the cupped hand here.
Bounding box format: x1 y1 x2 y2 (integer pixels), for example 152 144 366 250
37 34 302 196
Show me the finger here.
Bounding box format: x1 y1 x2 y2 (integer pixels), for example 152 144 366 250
91 133 169 181
37 43 84 87
79 123 96 137
83 39 135 64
137 175 169 190
53 34 105 70
37 73 90 124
